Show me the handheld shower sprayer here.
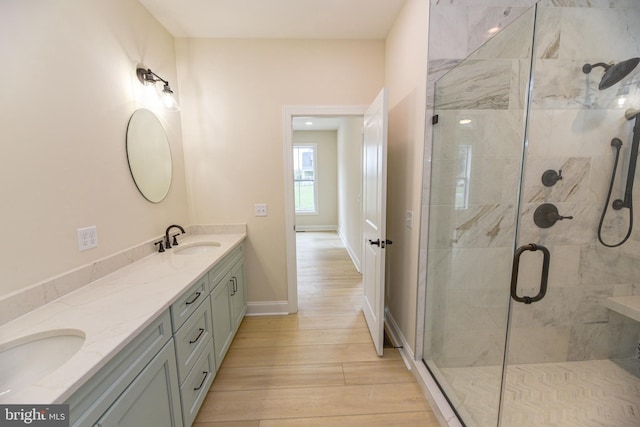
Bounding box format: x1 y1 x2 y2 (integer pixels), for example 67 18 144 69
598 108 640 247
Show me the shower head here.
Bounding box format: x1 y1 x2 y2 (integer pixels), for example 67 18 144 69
582 57 640 90
625 108 640 120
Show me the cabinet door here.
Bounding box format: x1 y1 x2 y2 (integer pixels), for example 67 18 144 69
95 340 183 427
210 276 234 371
230 259 246 330
68 312 173 427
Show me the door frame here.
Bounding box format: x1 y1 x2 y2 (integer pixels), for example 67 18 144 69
282 105 368 314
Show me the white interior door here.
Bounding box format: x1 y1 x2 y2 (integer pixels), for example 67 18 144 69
362 88 388 356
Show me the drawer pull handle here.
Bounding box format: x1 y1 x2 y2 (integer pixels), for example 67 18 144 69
189 328 205 344
185 292 202 305
194 371 209 391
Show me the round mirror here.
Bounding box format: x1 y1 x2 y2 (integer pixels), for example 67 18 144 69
126 109 172 203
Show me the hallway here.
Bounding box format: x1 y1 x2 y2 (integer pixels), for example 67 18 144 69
193 231 439 426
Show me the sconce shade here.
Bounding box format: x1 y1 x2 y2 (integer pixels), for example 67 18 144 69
162 84 180 111
136 67 179 110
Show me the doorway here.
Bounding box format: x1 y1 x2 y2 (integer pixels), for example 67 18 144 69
282 106 366 314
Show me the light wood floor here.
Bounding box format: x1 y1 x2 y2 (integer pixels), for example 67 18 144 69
194 231 439 426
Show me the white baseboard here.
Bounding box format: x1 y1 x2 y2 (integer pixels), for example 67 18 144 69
295 225 337 232
385 310 462 427
246 301 290 316
337 228 361 272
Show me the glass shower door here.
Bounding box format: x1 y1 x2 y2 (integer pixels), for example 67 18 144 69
501 4 640 427
422 7 536 427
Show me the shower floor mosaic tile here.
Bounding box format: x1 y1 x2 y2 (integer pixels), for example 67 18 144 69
441 359 640 427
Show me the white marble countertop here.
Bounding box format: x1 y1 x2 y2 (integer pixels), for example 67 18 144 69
0 232 245 404
604 295 640 323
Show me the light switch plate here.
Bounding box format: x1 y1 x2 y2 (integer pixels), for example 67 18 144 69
406 210 414 229
77 226 98 251
255 204 268 217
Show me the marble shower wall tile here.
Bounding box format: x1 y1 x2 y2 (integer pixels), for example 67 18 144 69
430 203 518 248
467 7 530 58
431 110 523 161
607 312 640 359
579 243 640 285
431 247 513 291
538 0 639 6
559 8 640 60
522 157 592 204
531 59 640 110
440 327 508 367
507 326 570 364
436 59 513 110
526 109 635 160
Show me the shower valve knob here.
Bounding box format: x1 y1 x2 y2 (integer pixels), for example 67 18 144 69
534 203 573 228
541 169 563 187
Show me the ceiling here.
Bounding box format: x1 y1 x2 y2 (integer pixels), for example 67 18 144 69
138 0 407 39
292 117 346 131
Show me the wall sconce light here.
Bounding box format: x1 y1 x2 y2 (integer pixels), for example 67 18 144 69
136 67 180 111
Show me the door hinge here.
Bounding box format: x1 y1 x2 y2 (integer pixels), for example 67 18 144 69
432 114 439 125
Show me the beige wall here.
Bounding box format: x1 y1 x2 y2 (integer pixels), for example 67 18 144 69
294 131 338 229
0 0 188 298
1 1 427 352
337 117 364 269
384 0 429 353
176 39 384 303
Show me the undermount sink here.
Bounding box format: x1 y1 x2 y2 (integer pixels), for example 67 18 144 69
173 242 222 255
0 329 85 398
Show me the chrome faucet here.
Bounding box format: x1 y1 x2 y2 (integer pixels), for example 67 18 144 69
165 224 185 249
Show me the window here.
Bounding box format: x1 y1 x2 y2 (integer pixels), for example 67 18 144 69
455 145 472 210
293 145 318 214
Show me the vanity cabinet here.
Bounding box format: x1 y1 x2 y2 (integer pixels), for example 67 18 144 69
67 243 246 427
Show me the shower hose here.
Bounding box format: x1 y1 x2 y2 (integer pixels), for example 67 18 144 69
597 138 633 247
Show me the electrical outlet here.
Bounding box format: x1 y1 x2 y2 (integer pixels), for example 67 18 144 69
77 226 98 251
255 204 268 217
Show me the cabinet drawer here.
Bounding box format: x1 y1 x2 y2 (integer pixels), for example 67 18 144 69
208 244 243 287
180 343 216 427
174 295 214 384
171 275 209 332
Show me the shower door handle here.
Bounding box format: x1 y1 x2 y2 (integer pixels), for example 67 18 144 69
510 243 550 304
